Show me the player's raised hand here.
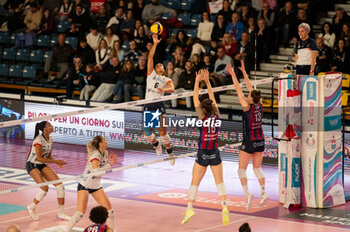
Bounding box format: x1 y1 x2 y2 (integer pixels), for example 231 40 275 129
238 60 246 73
109 152 117 166
152 34 162 45
227 63 236 77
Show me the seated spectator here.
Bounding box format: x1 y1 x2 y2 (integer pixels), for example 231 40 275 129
104 27 120 49
293 8 313 39
339 23 350 47
23 2 42 33
172 60 195 108
203 54 215 74
218 0 234 24
257 18 272 63
84 206 112 232
66 57 85 99
6 224 21 232
170 46 186 71
169 30 192 58
160 10 184 29
190 38 206 60
318 22 336 49
211 14 226 42
91 57 121 102
95 39 111 72
80 64 100 100
257 1 276 28
95 6 110 33
125 40 142 63
239 222 251 232
192 54 205 72
58 0 73 22
106 7 125 35
67 3 92 33
44 33 73 80
315 37 332 75
221 33 237 58
214 47 233 86
65 23 81 38
277 1 296 46
134 25 148 53
120 10 136 41
37 8 55 35
226 12 244 41
77 38 96 66
332 7 349 36
111 40 125 63
246 17 257 41
165 61 180 89
197 11 214 44
132 0 145 20
134 19 151 37
331 39 350 74
112 60 135 103
234 32 254 74
141 0 174 25
86 27 102 51
209 39 219 62
240 4 257 25
133 55 147 99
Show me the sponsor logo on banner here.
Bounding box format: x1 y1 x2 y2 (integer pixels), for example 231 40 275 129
305 134 316 149
24 102 125 148
292 158 301 188
325 115 341 131
306 82 317 101
143 110 161 128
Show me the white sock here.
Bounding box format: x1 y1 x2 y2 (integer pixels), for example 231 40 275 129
28 202 36 210
66 211 83 232
58 205 64 214
106 209 115 231
187 202 193 210
261 185 266 196
243 185 249 197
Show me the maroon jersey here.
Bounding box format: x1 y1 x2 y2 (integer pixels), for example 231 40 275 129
198 113 219 149
243 104 264 141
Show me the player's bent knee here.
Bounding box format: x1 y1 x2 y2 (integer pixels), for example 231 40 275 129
253 167 265 179
144 133 156 143
35 189 48 202
238 169 247 179
41 186 49 192
56 183 65 198
161 133 171 145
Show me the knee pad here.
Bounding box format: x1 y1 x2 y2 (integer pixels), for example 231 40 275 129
216 183 226 196
161 133 171 145
35 189 47 202
56 183 65 198
237 169 247 180
73 211 84 223
107 209 115 230
216 183 227 196
144 133 155 142
188 185 198 201
253 167 265 180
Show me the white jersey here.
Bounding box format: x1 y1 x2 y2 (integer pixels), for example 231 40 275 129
79 149 109 189
145 69 171 99
27 135 53 164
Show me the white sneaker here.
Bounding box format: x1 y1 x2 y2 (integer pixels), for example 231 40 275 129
57 212 71 220
259 192 269 206
246 193 254 211
167 152 175 166
27 205 39 221
154 140 162 156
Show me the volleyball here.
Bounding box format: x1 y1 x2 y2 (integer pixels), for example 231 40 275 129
150 22 163 35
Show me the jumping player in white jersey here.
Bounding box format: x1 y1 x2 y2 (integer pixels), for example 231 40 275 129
66 135 117 232
26 121 70 221
144 34 175 165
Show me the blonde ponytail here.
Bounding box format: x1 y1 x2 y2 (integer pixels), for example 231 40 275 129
87 135 104 158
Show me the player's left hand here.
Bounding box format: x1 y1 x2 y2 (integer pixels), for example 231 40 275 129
109 152 117 166
152 34 162 44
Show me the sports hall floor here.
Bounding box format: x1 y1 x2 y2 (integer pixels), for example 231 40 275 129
0 138 349 232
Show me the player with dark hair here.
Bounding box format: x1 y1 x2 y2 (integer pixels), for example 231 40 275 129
227 60 268 210
143 34 175 165
26 121 70 221
84 206 112 232
181 69 229 226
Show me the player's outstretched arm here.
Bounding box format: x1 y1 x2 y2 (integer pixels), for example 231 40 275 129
147 34 162 74
227 64 249 111
238 60 253 92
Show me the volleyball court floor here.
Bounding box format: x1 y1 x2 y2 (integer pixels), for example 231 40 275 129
0 138 350 232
